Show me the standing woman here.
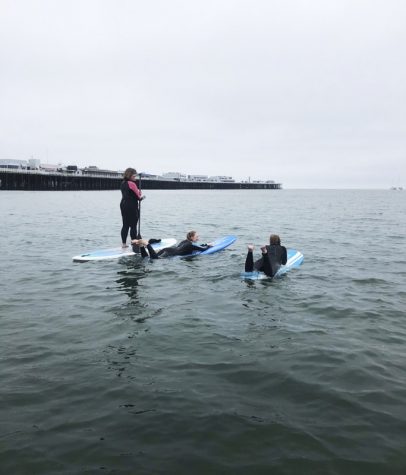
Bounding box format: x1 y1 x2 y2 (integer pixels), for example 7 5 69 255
120 168 144 247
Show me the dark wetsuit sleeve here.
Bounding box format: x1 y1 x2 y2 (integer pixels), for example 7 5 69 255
192 244 210 252
281 246 287 265
262 252 273 277
139 246 148 258
178 241 208 255
146 244 159 259
245 250 254 272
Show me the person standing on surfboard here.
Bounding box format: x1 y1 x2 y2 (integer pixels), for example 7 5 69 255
245 234 287 277
120 168 145 248
132 231 212 258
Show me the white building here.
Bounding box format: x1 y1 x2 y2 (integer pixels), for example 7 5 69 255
81 166 122 178
0 159 28 169
162 172 187 181
208 176 235 183
40 164 60 172
187 174 209 182
28 159 41 170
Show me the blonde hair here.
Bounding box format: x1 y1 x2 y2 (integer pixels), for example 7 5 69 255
186 230 197 241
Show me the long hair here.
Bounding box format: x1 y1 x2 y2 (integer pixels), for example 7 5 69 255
186 230 196 241
123 168 137 181
270 234 281 245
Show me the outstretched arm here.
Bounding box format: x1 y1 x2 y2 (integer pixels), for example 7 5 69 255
192 243 211 251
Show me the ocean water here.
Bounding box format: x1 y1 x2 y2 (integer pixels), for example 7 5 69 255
1 189 405 474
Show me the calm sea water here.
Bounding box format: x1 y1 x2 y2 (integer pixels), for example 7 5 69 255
1 189 405 474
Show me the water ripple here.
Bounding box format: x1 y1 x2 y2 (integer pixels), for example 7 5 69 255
1 190 406 474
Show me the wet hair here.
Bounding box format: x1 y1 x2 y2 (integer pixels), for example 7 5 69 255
123 168 137 181
186 230 197 241
270 234 281 245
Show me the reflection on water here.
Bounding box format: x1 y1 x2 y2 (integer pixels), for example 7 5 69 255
115 260 147 303
114 258 167 324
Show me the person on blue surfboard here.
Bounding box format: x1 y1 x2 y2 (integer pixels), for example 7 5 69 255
245 234 287 278
120 167 145 248
132 230 213 258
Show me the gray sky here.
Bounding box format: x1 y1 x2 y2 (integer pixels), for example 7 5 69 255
1 0 405 188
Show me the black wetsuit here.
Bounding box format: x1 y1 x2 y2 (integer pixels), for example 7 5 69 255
138 239 210 259
245 244 287 278
120 180 142 242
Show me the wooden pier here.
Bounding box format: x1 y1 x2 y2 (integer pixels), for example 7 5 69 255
0 169 282 191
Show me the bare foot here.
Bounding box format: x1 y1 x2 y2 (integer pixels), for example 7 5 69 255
247 244 254 251
122 243 129 248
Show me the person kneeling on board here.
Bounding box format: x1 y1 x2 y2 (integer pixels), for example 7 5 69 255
245 234 287 278
132 230 212 258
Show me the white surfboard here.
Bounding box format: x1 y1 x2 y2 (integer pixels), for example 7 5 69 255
72 238 177 262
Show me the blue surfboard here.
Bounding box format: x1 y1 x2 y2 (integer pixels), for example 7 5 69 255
72 238 177 262
241 248 304 280
178 235 237 258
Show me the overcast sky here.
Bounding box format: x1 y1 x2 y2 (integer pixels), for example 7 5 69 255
1 0 405 188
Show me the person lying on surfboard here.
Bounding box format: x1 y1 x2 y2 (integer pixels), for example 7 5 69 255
132 230 213 258
245 234 287 278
